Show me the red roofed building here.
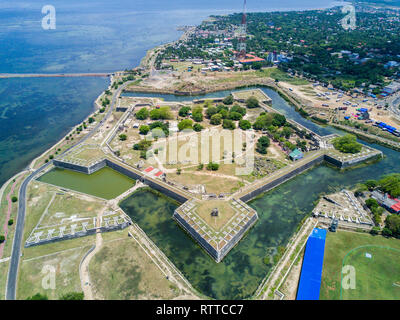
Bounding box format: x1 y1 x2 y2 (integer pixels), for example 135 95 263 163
155 171 163 177
239 54 265 64
372 191 400 214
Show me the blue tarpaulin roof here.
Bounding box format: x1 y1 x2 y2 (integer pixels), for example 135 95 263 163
296 228 327 300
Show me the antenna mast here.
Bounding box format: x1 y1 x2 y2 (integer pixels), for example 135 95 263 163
237 0 247 59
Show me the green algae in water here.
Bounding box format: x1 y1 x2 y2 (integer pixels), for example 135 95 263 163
38 167 135 200
120 142 400 300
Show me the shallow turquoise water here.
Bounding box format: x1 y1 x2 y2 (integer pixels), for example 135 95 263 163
0 77 108 186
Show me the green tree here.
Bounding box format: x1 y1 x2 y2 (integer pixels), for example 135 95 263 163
119 134 127 141
223 95 234 105
256 136 270 154
193 123 204 132
135 108 149 120
231 104 246 116
222 119 236 130
206 106 218 119
365 180 378 190
228 111 243 121
11 196 18 203
179 106 191 117
192 112 203 122
139 125 150 135
59 292 84 300
332 134 362 154
239 120 252 130
207 163 220 171
281 127 292 139
26 293 48 300
178 119 194 131
385 214 400 238
210 114 222 125
378 173 400 198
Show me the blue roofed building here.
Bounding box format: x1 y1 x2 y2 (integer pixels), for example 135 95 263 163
289 148 303 161
296 228 327 300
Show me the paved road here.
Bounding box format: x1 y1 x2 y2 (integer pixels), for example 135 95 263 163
5 79 134 300
385 92 400 120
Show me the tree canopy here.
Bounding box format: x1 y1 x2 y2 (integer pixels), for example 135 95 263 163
332 134 362 154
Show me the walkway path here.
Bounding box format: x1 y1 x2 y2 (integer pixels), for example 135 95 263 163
0 176 22 259
257 217 318 300
6 79 137 300
79 210 104 300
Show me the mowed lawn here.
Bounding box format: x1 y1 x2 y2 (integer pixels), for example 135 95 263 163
320 231 400 300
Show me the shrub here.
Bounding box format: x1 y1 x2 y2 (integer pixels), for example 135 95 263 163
150 106 172 120
385 214 400 238
210 114 222 125
246 97 259 108
178 119 193 131
139 125 150 135
207 163 219 171
193 123 204 132
230 104 246 116
135 107 149 120
228 111 243 121
192 111 203 122
223 95 234 105
179 106 191 117
26 293 48 300
59 292 84 300
206 106 218 119
119 134 127 141
239 120 252 130
256 136 270 154
222 119 236 130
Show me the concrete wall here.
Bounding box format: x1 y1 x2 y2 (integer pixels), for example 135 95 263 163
219 214 258 259
105 159 188 203
24 222 131 248
324 152 383 169
173 210 258 263
240 155 325 202
53 160 90 174
173 211 220 261
53 158 189 204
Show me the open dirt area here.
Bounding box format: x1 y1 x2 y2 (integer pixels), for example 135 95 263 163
89 237 183 300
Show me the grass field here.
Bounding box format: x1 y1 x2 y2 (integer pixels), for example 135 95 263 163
320 231 400 300
89 237 182 300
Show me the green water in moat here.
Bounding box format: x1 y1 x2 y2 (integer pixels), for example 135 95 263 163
38 167 135 200
120 144 400 300
119 87 400 300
